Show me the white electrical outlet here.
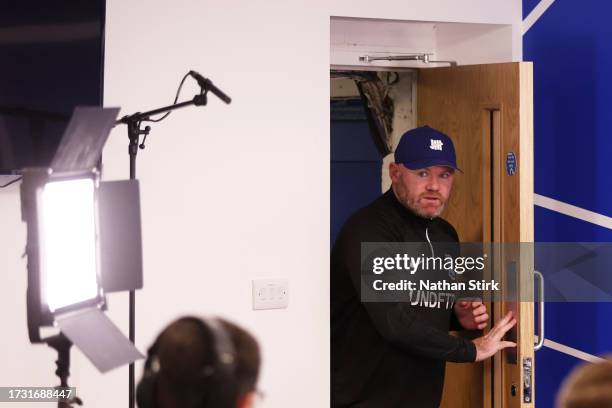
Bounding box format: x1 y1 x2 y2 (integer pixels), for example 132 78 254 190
252 279 289 310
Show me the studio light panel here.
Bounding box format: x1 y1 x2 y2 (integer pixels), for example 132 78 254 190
38 177 100 312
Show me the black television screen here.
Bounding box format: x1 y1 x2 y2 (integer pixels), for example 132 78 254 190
0 0 105 175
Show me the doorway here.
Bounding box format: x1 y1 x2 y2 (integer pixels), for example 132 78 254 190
330 62 534 407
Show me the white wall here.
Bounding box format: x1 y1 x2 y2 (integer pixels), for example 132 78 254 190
0 1 521 407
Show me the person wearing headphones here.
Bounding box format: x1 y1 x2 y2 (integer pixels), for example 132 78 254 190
137 316 261 408
331 126 517 407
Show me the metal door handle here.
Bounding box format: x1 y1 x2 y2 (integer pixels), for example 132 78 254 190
534 270 545 351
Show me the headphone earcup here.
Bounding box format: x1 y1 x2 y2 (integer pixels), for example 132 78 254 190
136 372 158 408
200 371 238 408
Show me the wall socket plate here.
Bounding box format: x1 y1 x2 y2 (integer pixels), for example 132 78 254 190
252 279 289 310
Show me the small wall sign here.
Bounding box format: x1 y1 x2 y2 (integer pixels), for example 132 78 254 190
506 152 517 176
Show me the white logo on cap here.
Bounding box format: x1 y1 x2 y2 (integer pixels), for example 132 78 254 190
430 139 443 151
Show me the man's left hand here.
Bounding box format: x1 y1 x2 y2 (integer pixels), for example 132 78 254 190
454 300 488 330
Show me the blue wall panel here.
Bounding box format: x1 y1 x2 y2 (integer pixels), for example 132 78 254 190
330 120 381 162
535 206 612 242
330 100 382 245
535 207 612 354
525 1 612 218
543 302 612 356
331 162 381 245
534 347 584 408
524 1 612 405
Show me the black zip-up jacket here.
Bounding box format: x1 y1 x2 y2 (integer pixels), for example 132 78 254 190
331 189 476 408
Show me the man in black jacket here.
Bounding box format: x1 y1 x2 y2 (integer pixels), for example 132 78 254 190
331 126 517 408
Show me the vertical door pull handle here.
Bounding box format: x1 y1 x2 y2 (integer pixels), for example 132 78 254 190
534 270 545 351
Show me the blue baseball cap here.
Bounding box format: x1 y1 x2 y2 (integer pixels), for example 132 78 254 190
394 126 462 172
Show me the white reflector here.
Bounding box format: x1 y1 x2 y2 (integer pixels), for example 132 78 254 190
39 178 99 312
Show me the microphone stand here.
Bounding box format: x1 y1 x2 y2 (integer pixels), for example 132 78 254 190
117 92 209 177
114 78 230 408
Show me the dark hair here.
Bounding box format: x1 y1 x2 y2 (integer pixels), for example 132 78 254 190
151 316 260 408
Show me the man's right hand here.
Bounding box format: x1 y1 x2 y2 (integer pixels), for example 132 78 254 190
473 311 517 362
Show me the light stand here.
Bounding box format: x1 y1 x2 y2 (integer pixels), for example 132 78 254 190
114 73 231 408
46 333 83 408
21 108 145 408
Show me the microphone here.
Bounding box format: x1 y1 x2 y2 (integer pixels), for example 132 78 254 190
188 71 232 104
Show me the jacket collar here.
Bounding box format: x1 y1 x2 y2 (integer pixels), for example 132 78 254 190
385 188 432 228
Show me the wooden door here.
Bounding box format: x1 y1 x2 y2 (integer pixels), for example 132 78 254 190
417 63 534 408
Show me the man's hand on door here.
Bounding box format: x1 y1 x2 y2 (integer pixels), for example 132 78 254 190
473 311 517 362
454 299 489 330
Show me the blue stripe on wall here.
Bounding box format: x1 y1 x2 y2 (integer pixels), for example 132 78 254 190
522 0 544 19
